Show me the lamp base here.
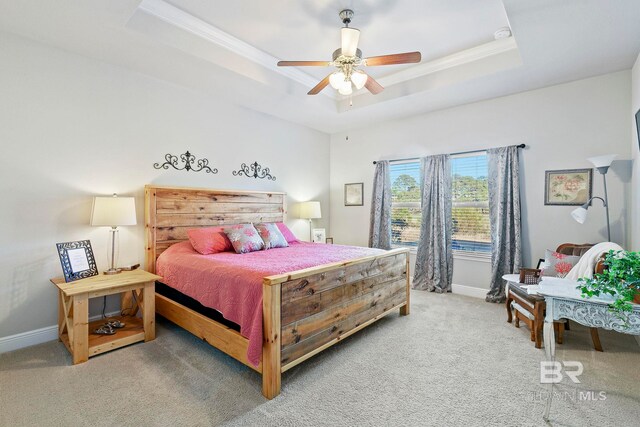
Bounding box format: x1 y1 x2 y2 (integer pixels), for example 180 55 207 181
103 268 122 275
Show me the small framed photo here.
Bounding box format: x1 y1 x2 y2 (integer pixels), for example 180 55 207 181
544 169 593 206
312 228 326 243
325 237 334 244
344 182 364 206
56 240 98 282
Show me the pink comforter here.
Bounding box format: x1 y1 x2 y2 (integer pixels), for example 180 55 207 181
156 241 384 367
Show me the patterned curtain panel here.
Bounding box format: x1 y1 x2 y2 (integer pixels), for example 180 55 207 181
486 145 522 303
413 155 453 292
369 161 392 249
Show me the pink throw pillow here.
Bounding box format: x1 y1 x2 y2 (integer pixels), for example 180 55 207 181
187 227 233 255
276 222 299 243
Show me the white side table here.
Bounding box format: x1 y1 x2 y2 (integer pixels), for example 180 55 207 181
538 277 640 421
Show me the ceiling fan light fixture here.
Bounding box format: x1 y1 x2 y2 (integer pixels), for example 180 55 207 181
351 71 367 90
278 9 420 97
329 71 346 89
338 82 353 96
341 27 360 57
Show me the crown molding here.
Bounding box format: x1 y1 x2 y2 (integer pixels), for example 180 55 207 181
377 37 518 89
336 37 520 103
135 0 518 105
137 0 334 98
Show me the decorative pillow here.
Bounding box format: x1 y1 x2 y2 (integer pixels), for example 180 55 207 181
187 226 233 255
276 222 298 243
255 223 289 249
541 250 581 278
223 224 265 254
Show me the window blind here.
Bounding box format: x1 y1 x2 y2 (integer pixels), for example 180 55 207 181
390 161 421 247
451 153 491 254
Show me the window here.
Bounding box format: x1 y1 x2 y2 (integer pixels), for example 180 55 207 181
451 153 490 255
389 153 491 256
390 161 421 247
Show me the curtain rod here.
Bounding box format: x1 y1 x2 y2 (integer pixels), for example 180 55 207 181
372 144 526 164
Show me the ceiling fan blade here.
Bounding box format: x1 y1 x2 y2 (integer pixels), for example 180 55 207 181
341 27 360 57
364 51 421 66
308 74 332 95
364 75 384 95
277 61 331 67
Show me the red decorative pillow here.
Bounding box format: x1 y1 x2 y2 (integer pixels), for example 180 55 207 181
541 250 581 278
276 222 298 243
223 224 265 254
187 226 233 255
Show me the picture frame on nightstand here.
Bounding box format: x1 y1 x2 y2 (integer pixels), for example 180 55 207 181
312 228 326 243
56 240 98 282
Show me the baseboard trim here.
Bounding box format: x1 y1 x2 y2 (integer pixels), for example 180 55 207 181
451 283 487 299
0 311 121 354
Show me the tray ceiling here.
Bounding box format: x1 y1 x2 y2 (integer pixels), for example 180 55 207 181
0 0 639 134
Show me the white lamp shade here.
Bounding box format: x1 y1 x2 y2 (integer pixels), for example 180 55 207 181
351 71 367 90
91 196 137 227
338 82 353 95
329 72 345 89
341 27 360 57
587 154 617 168
571 206 588 224
299 201 321 219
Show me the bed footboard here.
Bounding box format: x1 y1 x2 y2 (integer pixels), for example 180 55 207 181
262 248 410 398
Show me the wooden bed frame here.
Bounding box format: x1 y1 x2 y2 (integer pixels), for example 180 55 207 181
144 185 410 399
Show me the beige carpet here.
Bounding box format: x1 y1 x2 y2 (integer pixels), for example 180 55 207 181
1 291 639 427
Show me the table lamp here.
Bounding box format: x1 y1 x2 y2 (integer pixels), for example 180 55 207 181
299 201 321 242
91 194 137 274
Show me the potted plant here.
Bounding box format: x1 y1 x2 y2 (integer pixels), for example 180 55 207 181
577 250 640 319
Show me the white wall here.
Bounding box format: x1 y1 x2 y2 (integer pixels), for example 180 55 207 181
330 72 632 290
0 33 330 339
631 53 640 250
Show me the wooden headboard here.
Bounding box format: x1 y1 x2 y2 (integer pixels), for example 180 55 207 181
144 185 286 273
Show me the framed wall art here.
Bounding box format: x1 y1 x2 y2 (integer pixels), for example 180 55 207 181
344 182 364 206
56 240 98 282
544 169 593 206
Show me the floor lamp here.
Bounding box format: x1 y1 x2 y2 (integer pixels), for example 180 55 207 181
299 201 322 242
570 154 616 242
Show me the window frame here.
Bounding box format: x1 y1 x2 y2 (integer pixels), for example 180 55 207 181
388 154 492 261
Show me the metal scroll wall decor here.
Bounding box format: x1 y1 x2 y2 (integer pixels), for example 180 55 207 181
153 151 218 174
232 161 276 181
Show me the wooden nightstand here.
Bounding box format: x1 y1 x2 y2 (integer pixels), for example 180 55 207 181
50 269 162 364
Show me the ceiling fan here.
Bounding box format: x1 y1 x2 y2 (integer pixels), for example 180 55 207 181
277 9 421 96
